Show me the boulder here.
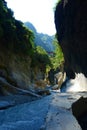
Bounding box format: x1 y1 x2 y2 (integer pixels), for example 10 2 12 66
72 96 87 130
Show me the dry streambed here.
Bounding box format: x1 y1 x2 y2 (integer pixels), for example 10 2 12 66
0 92 87 130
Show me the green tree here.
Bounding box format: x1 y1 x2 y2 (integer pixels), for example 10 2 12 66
31 46 52 70
51 36 64 70
0 0 35 55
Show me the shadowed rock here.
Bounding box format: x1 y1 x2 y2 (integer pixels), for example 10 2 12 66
55 0 87 78
72 97 87 130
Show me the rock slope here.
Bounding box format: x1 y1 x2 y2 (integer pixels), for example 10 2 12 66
0 92 87 130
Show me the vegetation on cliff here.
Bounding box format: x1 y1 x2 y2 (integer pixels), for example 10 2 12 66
24 22 64 71
0 0 64 80
51 37 64 70
0 0 51 69
0 0 35 54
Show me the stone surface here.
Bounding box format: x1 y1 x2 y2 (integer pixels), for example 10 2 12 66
55 0 87 78
0 50 46 95
0 92 86 130
72 96 87 130
0 101 14 110
0 95 52 130
45 92 83 130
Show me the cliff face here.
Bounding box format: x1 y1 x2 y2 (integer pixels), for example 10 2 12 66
55 0 87 78
0 48 45 95
0 0 49 95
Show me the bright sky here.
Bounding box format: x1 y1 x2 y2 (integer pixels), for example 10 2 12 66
6 0 58 36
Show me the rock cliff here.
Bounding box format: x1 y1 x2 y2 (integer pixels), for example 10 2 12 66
55 0 87 78
0 0 49 96
0 48 46 95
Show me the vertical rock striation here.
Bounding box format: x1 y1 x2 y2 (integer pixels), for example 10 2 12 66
55 0 87 78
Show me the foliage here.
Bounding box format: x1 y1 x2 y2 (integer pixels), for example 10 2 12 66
0 0 53 75
31 46 52 71
24 22 54 52
0 0 64 75
0 0 34 54
50 36 64 70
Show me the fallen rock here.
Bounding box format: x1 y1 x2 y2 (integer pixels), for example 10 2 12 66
72 96 87 118
72 96 87 130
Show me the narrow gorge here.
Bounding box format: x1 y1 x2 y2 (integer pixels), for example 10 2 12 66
0 0 87 130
